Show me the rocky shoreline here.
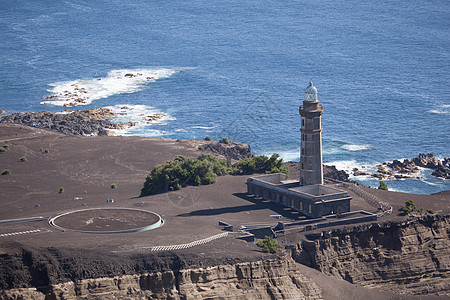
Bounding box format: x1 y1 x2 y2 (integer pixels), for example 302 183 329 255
353 153 450 180
0 108 165 136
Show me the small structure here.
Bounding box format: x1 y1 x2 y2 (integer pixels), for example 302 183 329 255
246 82 352 218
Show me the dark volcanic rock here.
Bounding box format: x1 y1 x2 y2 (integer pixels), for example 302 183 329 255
202 141 252 160
0 109 138 136
323 165 349 181
384 153 450 180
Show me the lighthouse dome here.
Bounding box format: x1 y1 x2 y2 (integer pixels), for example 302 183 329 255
305 81 318 102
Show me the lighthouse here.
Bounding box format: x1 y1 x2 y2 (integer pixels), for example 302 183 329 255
299 81 324 185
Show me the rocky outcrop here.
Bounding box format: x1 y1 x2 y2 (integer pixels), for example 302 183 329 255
0 108 163 136
323 165 349 182
1 255 322 300
432 158 450 179
292 215 450 295
177 139 252 161
201 141 252 161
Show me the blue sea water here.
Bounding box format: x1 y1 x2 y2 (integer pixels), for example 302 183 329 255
1 0 449 194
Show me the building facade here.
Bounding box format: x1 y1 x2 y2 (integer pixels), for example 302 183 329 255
299 82 323 185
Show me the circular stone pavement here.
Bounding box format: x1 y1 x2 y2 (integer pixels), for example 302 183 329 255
49 208 163 234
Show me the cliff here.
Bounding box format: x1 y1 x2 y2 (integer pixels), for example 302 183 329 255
1 254 322 299
1 216 449 299
292 215 450 295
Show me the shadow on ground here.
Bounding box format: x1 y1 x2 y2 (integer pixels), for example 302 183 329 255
177 193 308 221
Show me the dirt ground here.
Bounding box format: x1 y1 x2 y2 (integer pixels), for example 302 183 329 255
0 124 449 299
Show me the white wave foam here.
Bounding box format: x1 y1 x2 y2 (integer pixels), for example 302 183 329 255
41 68 178 107
428 104 450 114
429 109 450 114
341 144 371 151
191 125 217 130
105 104 174 136
325 160 364 174
259 150 300 162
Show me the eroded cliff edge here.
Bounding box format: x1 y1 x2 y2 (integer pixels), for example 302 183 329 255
293 214 450 295
1 215 449 299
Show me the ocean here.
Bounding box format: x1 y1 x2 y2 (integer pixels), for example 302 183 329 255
1 0 449 194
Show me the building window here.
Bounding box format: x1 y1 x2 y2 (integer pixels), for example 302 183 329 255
299 201 303 211
308 204 312 214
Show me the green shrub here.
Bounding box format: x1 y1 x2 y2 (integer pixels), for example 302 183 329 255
2 169 11 175
232 153 289 176
44 149 49 153
378 181 388 191
219 137 231 145
198 146 205 151
19 156 27 162
3 144 9 149
140 154 230 196
111 183 117 189
417 208 424 214
40 147 43 152
204 136 212 141
59 186 64 194
256 236 282 254
427 209 435 214
0 147 6 153
83 190 88 194
402 200 416 215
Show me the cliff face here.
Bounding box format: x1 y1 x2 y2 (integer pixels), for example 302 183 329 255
1 216 449 299
292 215 450 295
2 256 322 300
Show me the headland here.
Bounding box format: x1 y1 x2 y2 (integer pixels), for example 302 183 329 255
0 123 449 299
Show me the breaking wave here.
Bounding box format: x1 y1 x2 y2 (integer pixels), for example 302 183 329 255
41 68 179 107
341 144 371 151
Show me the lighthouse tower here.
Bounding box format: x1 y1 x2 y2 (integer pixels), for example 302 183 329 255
299 82 324 185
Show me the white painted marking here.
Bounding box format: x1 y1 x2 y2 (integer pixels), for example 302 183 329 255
0 229 41 237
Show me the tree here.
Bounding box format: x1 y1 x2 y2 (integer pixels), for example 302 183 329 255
402 200 416 214
378 181 388 191
256 236 282 254
232 154 289 175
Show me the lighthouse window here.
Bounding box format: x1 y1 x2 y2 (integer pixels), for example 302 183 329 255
314 118 319 128
302 118 305 127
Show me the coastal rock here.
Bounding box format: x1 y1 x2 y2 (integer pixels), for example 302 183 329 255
353 168 369 176
323 165 349 181
412 153 441 169
383 154 450 180
0 109 162 136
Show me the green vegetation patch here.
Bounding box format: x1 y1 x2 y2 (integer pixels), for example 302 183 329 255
232 153 289 175
2 169 11 175
219 137 231 144
256 236 282 254
378 181 388 191
111 183 117 189
0 147 6 153
141 154 229 196
140 153 288 197
19 156 27 162
59 186 65 194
